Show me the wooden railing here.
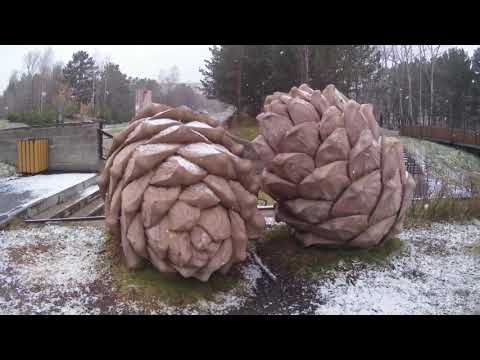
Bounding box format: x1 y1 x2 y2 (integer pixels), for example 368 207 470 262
400 126 480 150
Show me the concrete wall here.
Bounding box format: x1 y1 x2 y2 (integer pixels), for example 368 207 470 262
0 122 100 172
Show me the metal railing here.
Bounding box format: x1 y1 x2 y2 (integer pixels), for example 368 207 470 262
97 123 113 161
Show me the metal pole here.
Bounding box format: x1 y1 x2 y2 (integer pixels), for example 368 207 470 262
25 216 106 223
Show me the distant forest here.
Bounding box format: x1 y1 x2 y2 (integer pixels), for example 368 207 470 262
0 49 225 125
2 46 480 130
201 45 480 130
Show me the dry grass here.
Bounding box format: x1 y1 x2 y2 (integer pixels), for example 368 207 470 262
405 196 480 228
224 113 259 141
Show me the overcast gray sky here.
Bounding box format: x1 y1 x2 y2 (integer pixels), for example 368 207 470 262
0 45 212 92
0 45 478 93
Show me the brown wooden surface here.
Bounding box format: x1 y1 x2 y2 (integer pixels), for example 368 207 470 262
400 126 480 148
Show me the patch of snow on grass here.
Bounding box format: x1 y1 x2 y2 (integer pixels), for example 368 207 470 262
312 222 480 315
0 223 262 315
0 224 104 314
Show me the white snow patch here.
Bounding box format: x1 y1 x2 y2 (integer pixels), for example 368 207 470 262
312 222 480 315
136 143 178 154
0 224 104 314
182 143 222 156
186 121 212 129
0 173 95 216
213 144 237 158
157 125 181 136
80 184 99 198
169 155 205 175
145 118 179 126
0 223 263 315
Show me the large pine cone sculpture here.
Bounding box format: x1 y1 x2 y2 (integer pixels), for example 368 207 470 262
252 84 416 248
98 104 265 281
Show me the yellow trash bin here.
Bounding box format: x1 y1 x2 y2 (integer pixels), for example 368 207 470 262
16 138 49 174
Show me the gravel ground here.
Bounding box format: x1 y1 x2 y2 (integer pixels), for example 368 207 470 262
0 221 479 315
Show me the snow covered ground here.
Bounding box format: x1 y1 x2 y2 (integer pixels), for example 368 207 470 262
1 221 478 314
0 173 95 220
0 223 262 315
312 222 480 315
400 136 480 199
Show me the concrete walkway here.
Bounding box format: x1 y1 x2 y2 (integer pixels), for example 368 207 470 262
0 173 96 224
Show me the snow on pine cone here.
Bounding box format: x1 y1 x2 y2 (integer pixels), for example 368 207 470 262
98 104 265 282
252 84 416 248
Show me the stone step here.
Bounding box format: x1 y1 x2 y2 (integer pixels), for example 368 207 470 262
0 174 97 228
30 184 100 220
70 197 104 218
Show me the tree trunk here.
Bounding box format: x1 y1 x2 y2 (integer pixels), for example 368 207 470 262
404 46 414 124
399 64 403 126
419 48 423 126
430 59 434 127
234 46 243 113
304 45 310 83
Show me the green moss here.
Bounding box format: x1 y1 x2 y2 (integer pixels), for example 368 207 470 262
114 263 238 306
103 233 238 306
263 224 290 242
231 125 259 141
257 225 404 280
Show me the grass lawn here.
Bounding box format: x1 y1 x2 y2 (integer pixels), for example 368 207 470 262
0 119 28 130
103 122 129 134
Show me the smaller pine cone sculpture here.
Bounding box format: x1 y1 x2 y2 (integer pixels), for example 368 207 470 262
252 84 416 248
98 104 265 281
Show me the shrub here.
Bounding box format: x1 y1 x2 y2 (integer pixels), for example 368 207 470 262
7 111 57 127
63 102 79 119
6 112 20 122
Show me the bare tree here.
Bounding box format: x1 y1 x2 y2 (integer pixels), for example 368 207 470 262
418 45 427 125
158 65 181 96
380 45 393 127
390 46 404 124
39 48 54 78
399 45 414 122
23 50 42 111
39 48 54 112
426 45 441 126
24 50 41 76
304 45 310 83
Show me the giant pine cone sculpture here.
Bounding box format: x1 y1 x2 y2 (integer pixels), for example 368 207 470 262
252 84 416 248
98 104 265 281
